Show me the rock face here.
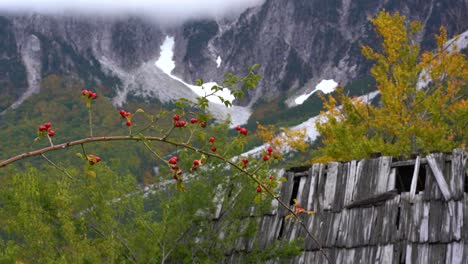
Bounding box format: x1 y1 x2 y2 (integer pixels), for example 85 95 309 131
173 0 467 105
0 0 466 111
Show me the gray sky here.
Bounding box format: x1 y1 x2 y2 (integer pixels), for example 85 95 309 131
0 0 265 22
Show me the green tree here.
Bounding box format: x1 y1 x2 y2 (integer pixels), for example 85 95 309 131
0 121 301 263
315 11 467 162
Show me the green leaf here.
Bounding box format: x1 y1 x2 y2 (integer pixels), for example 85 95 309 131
279 177 287 182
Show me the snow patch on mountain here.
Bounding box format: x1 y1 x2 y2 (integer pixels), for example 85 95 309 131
156 36 235 104
216 56 222 68
155 35 251 127
243 90 380 157
294 79 338 105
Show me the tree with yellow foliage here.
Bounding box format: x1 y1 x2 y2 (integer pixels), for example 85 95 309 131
315 11 467 162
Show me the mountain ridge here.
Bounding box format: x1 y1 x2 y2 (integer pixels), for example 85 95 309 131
0 0 466 114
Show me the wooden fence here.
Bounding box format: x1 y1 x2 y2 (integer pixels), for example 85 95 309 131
226 149 467 263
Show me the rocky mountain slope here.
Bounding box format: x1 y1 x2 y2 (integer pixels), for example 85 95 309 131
0 0 466 118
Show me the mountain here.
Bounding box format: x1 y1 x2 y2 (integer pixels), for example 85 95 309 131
0 0 466 120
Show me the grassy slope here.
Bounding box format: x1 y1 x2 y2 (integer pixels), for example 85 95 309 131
0 75 178 181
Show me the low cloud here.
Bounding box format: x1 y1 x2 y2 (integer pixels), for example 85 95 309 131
0 0 265 22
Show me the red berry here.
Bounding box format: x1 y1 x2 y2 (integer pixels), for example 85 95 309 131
263 155 269 161
48 130 55 137
209 137 215 143
96 156 101 163
236 125 241 131
240 128 248 136
172 164 179 170
180 120 186 127
44 122 52 129
124 111 131 117
190 118 198 124
177 170 183 176
269 175 274 180
267 146 273 154
126 120 132 126
241 157 248 168
82 89 88 96
200 121 207 128
193 160 200 166
256 185 262 193
173 114 180 121
168 157 178 164
119 110 126 117
38 125 47 131
173 174 178 180
89 160 95 165
211 146 217 152
174 121 180 128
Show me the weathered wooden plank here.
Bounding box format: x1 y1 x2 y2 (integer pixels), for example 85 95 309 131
317 212 333 248
278 171 295 217
464 194 468 240
387 196 401 243
410 156 421 201
257 215 282 250
429 244 448 264
439 200 464 243
305 164 319 211
408 198 429 243
299 167 313 212
424 163 443 201
428 200 444 243
420 202 430 243
375 244 394 264
397 193 412 241
335 208 349 248
427 153 452 201
451 200 463 241
316 164 327 211
405 243 430 264
339 248 356 264
344 160 358 206
376 156 393 193
332 163 347 212
345 207 375 247
324 212 341 247
369 204 385 245
450 149 466 200
360 159 379 199
345 190 398 209
351 159 366 202
304 211 320 250
295 176 307 206
323 162 339 210
445 242 465 264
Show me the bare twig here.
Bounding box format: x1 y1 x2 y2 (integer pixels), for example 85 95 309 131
40 154 73 179
88 106 93 137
